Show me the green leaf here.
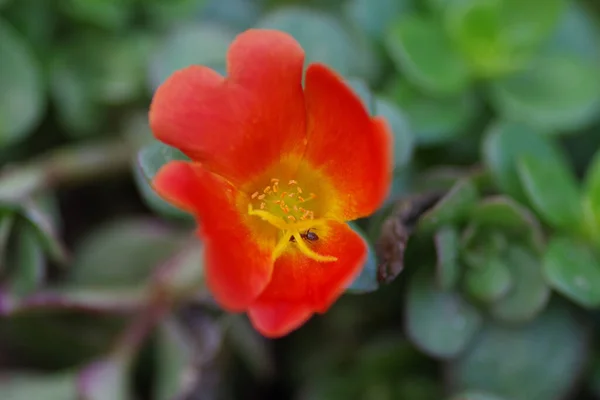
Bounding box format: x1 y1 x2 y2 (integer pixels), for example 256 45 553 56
481 120 563 202
450 302 589 400
60 0 133 30
465 257 512 303
419 178 479 233
0 372 77 400
406 266 482 359
542 1 600 61
6 222 45 297
138 141 189 181
444 0 564 76
346 222 379 294
155 319 195 400
67 218 185 288
148 23 236 91
257 7 377 82
517 154 582 232
434 226 460 290
583 149 600 242
490 247 550 322
449 392 508 400
385 79 478 145
489 54 600 132
344 0 413 41
0 18 45 145
543 236 600 308
374 97 414 167
469 196 544 251
385 15 470 95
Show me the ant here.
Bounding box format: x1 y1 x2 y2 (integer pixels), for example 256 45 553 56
289 229 319 243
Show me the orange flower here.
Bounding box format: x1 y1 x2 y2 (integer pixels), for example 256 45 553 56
150 29 392 338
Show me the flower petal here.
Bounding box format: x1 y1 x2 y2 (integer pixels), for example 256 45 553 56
248 302 313 338
153 161 275 311
303 64 393 220
250 221 366 330
149 29 307 187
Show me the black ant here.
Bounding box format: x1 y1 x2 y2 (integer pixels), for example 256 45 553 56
289 229 319 243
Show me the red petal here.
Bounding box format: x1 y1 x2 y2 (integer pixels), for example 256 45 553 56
248 221 366 337
248 302 313 338
153 161 275 311
303 64 393 220
149 29 307 187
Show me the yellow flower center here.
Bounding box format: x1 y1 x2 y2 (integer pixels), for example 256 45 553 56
247 178 337 263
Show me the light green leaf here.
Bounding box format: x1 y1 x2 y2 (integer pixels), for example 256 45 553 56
583 149 600 242
517 154 582 233
490 247 550 322
543 236 600 308
490 55 600 132
385 15 470 95
481 120 563 202
406 266 482 359
465 257 512 303
385 79 477 145
0 18 45 145
6 222 45 297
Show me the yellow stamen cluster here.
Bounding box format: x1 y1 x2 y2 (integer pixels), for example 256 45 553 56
250 179 317 222
247 177 336 263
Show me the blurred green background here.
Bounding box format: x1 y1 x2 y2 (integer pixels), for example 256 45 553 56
1 0 600 399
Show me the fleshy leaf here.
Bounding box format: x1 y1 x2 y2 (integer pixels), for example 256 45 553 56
405 266 482 359
346 222 379 294
465 256 512 304
517 154 582 233
419 178 479 234
385 15 470 95
490 247 550 323
450 302 589 400
434 226 460 290
0 17 45 145
543 236 600 308
374 97 414 168
482 120 564 202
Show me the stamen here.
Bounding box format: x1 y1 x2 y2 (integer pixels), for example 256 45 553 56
258 194 266 200
288 192 296 198
297 187 303 194
251 192 259 199
264 186 272 193
288 180 297 185
280 192 287 199
271 178 279 183
298 196 305 202
260 202 266 209
288 215 296 222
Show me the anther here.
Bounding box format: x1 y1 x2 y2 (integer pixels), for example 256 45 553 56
287 215 296 221
260 202 266 209
271 178 279 183
297 187 303 194
298 196 305 202
258 194 266 200
280 192 287 199
251 192 259 199
288 192 295 198
264 186 272 193
288 180 297 185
